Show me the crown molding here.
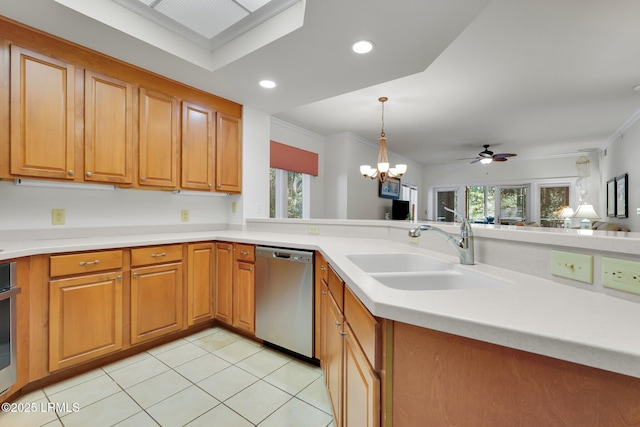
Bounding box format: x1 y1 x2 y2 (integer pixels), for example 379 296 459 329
270 116 325 141
604 107 640 150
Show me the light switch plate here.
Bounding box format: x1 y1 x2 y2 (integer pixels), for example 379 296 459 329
602 257 640 295
551 250 593 283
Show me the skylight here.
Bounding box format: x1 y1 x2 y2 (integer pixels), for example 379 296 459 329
114 0 299 49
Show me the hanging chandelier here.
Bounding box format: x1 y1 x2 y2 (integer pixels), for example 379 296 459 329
359 97 407 183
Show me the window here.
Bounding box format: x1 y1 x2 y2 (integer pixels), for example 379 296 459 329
466 186 495 223
401 183 419 220
436 189 458 222
269 168 310 219
539 185 570 227
499 185 527 224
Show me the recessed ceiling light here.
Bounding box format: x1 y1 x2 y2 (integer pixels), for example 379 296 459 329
259 80 276 89
352 40 374 54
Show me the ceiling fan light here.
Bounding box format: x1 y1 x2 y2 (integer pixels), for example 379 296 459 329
480 157 493 165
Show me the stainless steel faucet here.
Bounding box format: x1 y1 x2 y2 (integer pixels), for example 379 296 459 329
409 207 474 265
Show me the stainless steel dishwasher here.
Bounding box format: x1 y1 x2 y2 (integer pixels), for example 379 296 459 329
255 246 314 358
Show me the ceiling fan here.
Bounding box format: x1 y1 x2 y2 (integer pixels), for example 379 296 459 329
470 145 517 164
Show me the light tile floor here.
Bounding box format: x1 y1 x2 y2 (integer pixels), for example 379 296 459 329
0 326 336 427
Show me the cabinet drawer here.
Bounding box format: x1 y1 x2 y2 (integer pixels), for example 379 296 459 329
328 265 344 311
131 244 182 266
235 243 255 262
344 286 381 371
50 250 123 277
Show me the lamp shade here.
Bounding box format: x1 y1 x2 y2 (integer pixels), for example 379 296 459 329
560 207 575 218
572 204 599 220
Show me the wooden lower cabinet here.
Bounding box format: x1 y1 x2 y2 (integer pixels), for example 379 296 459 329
343 322 380 427
324 288 344 425
130 262 183 344
187 243 214 326
49 272 123 371
214 242 234 324
233 261 255 333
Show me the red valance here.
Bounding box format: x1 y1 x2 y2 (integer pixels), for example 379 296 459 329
270 140 318 176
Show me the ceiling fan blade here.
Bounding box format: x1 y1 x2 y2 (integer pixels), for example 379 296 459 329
493 157 508 162
470 158 482 164
493 153 517 159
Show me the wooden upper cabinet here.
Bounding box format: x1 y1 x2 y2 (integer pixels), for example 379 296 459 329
84 70 134 184
182 102 214 190
138 87 179 188
216 112 242 193
10 46 75 179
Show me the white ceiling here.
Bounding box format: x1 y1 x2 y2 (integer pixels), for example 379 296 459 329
1 0 640 166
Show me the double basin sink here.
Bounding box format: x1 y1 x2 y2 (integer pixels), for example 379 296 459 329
347 253 507 291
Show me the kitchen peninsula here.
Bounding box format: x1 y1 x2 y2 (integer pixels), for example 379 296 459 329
1 219 639 426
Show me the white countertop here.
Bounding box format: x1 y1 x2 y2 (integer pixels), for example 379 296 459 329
1 226 639 378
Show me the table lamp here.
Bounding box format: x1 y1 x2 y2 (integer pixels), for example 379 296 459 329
572 204 599 229
559 207 574 229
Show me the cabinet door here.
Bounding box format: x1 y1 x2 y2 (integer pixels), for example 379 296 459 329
84 70 133 184
138 87 179 188
215 112 242 193
131 262 183 344
343 322 380 427
49 272 123 371
233 261 255 334
182 102 214 190
214 243 234 325
315 252 328 360
324 291 344 426
188 243 214 326
10 46 75 179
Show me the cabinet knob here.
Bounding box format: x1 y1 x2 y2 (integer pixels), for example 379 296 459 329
217 184 221 188
208 183 212 187
86 171 92 177
249 267 253 272
227 247 231 252
141 177 146 182
320 265 326 271
117 275 122 281
335 321 342 327
339 331 347 336
133 272 138 278
67 170 74 176
321 290 327 295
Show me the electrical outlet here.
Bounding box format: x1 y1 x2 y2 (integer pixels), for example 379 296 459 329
181 210 189 222
409 236 419 245
231 202 237 214
602 257 640 295
51 209 65 225
309 225 319 234
636 207 640 216
550 250 593 283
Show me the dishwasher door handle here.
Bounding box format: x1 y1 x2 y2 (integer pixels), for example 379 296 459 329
273 252 291 259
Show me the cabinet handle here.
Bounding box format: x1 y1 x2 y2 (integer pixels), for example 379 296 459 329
133 272 138 278
150 252 166 258
67 170 74 176
79 260 100 266
141 177 146 182
335 321 342 327
240 251 250 255
86 171 92 177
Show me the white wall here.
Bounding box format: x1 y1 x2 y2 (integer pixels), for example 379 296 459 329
601 115 640 231
0 180 229 230
231 106 271 225
270 118 326 218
